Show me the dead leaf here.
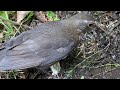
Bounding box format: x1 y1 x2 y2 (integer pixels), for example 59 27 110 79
50 62 61 79
35 11 48 23
17 11 31 23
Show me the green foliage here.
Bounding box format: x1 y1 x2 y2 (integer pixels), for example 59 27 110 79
47 11 60 21
12 70 17 79
0 11 14 37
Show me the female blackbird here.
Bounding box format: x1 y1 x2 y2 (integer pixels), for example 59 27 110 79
0 12 96 71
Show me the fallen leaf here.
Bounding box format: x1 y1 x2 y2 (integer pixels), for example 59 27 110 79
50 62 61 76
0 32 3 38
35 11 48 23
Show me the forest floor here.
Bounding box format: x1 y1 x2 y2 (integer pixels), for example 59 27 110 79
0 11 120 79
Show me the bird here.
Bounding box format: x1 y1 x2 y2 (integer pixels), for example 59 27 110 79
0 12 96 71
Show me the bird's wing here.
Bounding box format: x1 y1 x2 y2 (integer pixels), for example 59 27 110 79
5 31 31 50
0 34 75 70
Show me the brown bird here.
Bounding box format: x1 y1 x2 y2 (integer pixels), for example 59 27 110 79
0 12 96 71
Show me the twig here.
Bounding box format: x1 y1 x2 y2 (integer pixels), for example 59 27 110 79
92 66 120 78
108 21 120 35
0 16 32 29
95 22 108 35
0 16 21 26
27 69 41 79
68 37 111 75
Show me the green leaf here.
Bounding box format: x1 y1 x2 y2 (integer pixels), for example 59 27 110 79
47 11 60 21
0 11 14 36
0 11 8 20
53 17 60 21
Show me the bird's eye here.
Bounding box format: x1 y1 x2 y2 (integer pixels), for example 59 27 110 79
88 22 96 28
88 23 94 27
